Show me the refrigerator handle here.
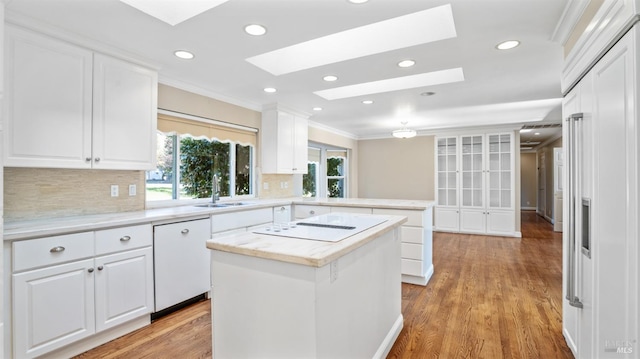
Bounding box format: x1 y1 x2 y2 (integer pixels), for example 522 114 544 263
566 113 584 309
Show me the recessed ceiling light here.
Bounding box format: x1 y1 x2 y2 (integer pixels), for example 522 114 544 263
323 75 338 82
420 91 435 96
534 132 541 135
362 100 374 104
496 40 520 50
313 107 323 111
519 129 532 133
246 4 457 76
245 24 267 36
315 67 464 100
398 60 416 68
174 50 195 59
348 0 369 3
263 87 277 93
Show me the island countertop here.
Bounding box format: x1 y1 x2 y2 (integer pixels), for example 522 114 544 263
206 214 407 267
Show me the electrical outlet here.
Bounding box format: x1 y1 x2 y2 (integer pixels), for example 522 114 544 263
110 185 119 197
263 182 269 190
284 182 289 188
129 184 136 196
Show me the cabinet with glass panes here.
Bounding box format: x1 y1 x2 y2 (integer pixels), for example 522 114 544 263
434 132 517 236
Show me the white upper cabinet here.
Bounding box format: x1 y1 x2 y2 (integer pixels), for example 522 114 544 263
261 107 308 174
3 26 157 170
92 54 157 170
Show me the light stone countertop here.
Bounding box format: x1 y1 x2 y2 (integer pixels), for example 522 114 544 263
3 197 434 241
206 214 407 267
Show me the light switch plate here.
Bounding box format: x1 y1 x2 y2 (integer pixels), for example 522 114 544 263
110 185 119 197
129 184 136 196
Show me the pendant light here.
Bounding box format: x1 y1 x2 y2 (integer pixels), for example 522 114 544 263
392 121 417 139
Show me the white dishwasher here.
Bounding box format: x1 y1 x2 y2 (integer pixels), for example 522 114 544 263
153 217 211 312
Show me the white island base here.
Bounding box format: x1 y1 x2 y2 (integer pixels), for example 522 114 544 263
209 221 403 358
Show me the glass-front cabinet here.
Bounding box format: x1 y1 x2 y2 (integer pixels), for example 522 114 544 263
435 137 460 231
434 131 516 236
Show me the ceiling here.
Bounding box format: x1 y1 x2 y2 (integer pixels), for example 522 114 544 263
5 0 568 146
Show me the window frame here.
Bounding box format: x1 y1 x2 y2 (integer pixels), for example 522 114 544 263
146 131 256 208
304 143 349 199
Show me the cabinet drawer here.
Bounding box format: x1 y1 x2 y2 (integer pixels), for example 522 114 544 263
212 208 272 233
401 258 424 276
294 205 330 219
13 232 94 272
329 206 373 215
401 226 423 244
372 208 424 227
401 243 423 260
95 224 152 256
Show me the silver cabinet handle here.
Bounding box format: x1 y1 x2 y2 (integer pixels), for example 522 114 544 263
85 157 92 162
97 266 104 271
88 268 94 273
280 206 285 211
181 229 190 235
94 157 101 162
310 210 315 215
50 246 65 253
120 236 131 242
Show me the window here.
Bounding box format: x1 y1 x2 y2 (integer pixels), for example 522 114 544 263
146 111 256 203
303 145 348 198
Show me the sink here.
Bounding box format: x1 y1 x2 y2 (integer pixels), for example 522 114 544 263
195 202 248 208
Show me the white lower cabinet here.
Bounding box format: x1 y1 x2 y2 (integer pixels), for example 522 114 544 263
459 209 486 233
11 224 153 359
434 207 459 232
94 247 153 332
13 259 95 359
294 204 331 219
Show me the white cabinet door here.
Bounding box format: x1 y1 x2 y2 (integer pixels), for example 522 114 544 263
261 109 308 174
211 208 273 233
459 208 486 233
486 210 515 236
94 247 153 332
92 54 157 170
434 207 459 232
273 205 292 223
154 219 211 311
4 26 93 169
292 116 309 174
13 259 95 358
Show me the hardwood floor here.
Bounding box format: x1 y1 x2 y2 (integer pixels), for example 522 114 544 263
75 211 572 359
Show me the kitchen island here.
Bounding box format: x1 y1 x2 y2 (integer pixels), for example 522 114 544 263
206 213 407 358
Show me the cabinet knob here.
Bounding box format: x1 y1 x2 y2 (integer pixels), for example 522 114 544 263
97 266 104 271
181 229 190 235
50 246 65 253
120 236 131 242
88 268 94 273
94 157 101 162
85 157 92 162
310 210 315 215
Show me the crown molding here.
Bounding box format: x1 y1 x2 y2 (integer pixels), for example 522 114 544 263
5 10 160 70
307 120 359 140
551 0 590 45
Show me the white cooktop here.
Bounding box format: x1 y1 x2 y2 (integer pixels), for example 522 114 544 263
252 213 388 242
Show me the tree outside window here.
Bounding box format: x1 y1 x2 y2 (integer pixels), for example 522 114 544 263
146 133 253 201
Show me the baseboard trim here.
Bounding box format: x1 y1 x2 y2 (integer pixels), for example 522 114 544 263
521 207 537 211
373 314 403 359
402 264 434 286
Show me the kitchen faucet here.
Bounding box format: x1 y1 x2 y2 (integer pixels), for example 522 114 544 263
212 174 220 203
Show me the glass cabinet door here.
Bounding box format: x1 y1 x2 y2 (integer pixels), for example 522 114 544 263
487 133 512 209
436 137 458 206
460 135 484 208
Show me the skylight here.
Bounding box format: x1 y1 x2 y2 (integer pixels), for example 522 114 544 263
246 4 457 76
119 0 230 26
314 68 464 100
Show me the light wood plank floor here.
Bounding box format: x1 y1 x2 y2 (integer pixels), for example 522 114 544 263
75 211 573 359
